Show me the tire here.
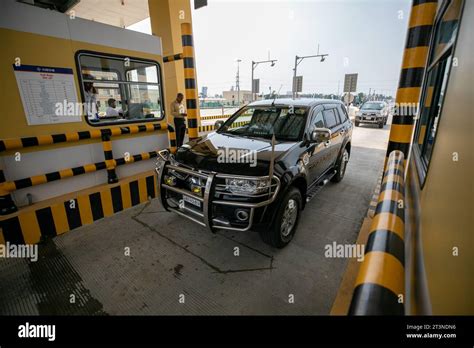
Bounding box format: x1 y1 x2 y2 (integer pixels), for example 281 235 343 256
384 117 387 125
331 147 349 183
259 187 302 248
355 121 360 127
378 121 384 128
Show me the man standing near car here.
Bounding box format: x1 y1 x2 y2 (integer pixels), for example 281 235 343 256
171 93 187 147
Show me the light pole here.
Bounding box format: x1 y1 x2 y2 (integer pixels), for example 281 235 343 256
236 59 242 106
292 51 328 99
251 59 277 101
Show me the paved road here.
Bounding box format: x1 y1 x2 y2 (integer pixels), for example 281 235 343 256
0 121 391 315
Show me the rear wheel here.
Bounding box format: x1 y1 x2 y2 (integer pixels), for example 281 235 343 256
259 187 302 248
355 121 360 127
331 148 349 183
378 121 384 128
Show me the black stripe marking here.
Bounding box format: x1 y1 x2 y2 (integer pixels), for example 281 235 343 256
349 283 404 315
182 34 193 47
78 131 91 140
391 115 415 125
154 124 162 131
187 118 198 128
115 158 126 166
170 140 177 147
72 166 86 175
52 134 67 143
386 141 410 157
405 25 433 48
101 129 112 137
21 137 39 148
146 175 155 199
89 192 104 221
0 169 6 183
14 178 33 190
130 181 140 206
111 186 123 213
366 230 405 266
186 99 197 109
185 78 196 89
0 217 24 244
380 181 404 195
184 57 194 69
0 140 5 152
46 172 61 182
36 207 57 238
375 199 404 220
138 125 147 132
95 162 107 171
64 199 82 230
104 150 114 160
399 67 425 88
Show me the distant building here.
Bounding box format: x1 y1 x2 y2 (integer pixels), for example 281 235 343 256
223 90 253 105
201 86 208 98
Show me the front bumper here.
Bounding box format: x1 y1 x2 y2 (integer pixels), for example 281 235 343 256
356 114 384 123
155 159 280 232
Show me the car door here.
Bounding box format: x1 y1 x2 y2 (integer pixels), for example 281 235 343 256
306 107 333 185
322 105 345 168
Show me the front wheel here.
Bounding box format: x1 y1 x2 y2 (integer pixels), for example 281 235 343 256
259 187 302 248
355 121 360 127
331 148 349 183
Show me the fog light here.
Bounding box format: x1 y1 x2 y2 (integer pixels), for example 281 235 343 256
164 175 176 186
191 184 202 194
235 209 249 221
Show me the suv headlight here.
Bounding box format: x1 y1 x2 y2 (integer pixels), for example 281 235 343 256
225 178 270 194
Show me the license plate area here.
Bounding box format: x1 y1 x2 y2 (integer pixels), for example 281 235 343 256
182 194 201 208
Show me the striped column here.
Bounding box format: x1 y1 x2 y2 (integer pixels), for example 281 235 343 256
0 168 17 215
349 150 406 315
101 134 118 184
181 22 200 140
386 0 438 165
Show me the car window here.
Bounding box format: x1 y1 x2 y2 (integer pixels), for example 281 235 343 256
311 111 325 128
337 105 349 122
323 109 338 129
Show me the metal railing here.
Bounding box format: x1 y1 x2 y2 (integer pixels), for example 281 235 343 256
0 122 175 215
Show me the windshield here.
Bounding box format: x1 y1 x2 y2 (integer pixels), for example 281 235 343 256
218 105 308 141
361 102 385 110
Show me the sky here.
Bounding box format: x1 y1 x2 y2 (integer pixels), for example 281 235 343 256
128 0 412 97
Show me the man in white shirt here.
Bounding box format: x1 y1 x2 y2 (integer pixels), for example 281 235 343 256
106 98 121 117
171 93 187 147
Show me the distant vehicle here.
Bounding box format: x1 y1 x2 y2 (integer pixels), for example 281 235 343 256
355 101 389 128
156 99 352 248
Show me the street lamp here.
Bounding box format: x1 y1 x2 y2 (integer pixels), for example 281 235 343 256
292 51 328 98
251 59 277 101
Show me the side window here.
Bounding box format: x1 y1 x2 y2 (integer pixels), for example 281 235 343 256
77 52 164 126
413 0 463 185
337 105 349 122
323 109 338 129
311 111 325 128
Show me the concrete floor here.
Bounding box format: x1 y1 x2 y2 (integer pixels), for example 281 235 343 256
0 121 390 315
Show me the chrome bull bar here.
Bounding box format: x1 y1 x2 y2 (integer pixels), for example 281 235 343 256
156 160 280 232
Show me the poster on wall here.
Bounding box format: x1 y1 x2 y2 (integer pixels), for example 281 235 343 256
13 64 82 125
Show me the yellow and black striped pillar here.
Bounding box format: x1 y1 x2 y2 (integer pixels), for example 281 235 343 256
349 150 406 315
101 133 118 183
386 0 438 166
0 168 17 215
181 22 200 140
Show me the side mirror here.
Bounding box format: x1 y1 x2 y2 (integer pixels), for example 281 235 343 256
214 120 225 130
310 128 332 143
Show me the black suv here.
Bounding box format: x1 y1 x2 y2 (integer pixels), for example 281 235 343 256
156 99 352 248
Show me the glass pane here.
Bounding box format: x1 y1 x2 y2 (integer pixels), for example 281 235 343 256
312 111 325 128
323 109 337 128
126 84 162 120
126 65 158 84
432 0 463 60
422 56 451 164
415 66 439 146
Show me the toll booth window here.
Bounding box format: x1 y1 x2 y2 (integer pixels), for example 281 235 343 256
413 0 463 185
77 53 164 125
